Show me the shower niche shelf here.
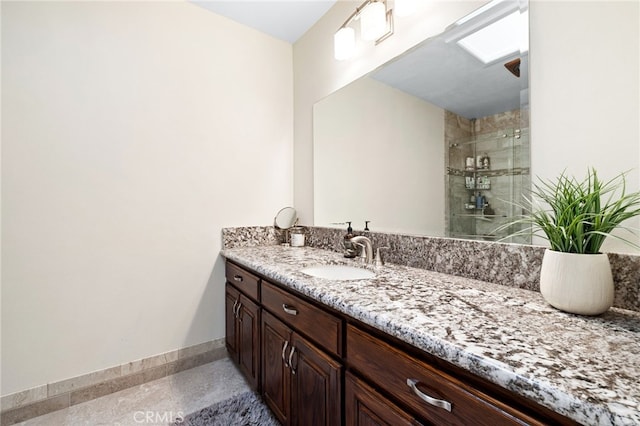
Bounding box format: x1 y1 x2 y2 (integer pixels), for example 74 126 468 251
447 128 530 243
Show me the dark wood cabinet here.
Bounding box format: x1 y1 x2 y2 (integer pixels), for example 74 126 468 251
237 294 260 389
262 280 342 357
345 371 422 426
262 310 291 424
225 282 260 390
346 324 571 426
224 259 576 426
290 332 342 426
226 261 260 301
225 283 240 360
262 310 342 426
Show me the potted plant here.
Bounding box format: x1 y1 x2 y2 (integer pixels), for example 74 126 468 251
508 168 640 315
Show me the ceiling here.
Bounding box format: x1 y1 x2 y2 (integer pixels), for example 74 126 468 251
370 34 528 120
191 0 337 43
370 1 529 119
190 0 529 120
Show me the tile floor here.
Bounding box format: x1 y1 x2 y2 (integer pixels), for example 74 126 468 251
15 358 249 426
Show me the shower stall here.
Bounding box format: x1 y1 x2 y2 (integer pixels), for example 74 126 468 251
447 128 531 243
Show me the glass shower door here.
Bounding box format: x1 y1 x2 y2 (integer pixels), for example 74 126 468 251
447 128 530 242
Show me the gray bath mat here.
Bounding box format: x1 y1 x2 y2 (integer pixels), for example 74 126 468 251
175 391 280 426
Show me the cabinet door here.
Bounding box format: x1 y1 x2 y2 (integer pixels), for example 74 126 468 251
238 295 260 391
262 311 292 425
346 372 422 426
225 283 240 360
290 333 342 426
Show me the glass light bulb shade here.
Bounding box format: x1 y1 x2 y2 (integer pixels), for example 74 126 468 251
360 1 387 41
394 0 416 17
334 27 355 60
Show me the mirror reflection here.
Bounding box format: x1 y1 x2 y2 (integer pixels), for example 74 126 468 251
274 207 298 230
314 0 530 242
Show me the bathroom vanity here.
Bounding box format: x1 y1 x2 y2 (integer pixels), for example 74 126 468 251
222 245 640 426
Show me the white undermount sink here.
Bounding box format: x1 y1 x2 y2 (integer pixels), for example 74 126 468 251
300 264 375 281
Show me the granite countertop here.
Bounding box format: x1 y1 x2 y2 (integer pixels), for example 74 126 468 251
221 245 640 426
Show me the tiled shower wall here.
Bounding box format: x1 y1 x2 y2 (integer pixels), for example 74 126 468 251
445 109 530 241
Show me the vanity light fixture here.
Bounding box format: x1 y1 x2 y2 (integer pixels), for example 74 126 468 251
394 0 416 17
360 1 387 40
334 0 396 61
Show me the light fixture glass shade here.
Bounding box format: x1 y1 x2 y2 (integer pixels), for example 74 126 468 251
334 27 355 60
360 1 387 41
394 0 415 17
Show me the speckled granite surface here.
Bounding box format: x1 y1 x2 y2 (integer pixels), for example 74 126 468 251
222 226 283 248
221 245 640 426
226 226 639 312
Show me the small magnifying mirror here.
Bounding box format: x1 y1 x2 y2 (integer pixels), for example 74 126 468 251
274 207 298 244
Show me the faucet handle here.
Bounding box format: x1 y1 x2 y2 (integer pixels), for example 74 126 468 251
374 247 389 267
353 243 367 262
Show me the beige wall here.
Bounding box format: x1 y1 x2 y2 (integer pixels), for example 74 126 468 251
313 77 445 235
1 1 293 395
529 1 639 253
295 0 640 252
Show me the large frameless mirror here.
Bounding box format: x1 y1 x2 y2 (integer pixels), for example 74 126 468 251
313 0 530 242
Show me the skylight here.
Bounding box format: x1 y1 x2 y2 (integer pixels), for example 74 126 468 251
457 10 529 64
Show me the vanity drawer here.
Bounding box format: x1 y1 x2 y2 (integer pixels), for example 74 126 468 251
347 324 542 426
261 280 342 357
226 262 260 302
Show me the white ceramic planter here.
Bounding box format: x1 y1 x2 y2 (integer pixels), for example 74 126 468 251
539 249 614 315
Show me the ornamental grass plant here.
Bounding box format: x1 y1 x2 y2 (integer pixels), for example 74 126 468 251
506 168 640 254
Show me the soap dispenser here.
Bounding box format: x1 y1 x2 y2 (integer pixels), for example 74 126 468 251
363 221 371 236
343 222 357 258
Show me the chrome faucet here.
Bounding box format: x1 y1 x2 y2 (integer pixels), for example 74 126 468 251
350 236 373 264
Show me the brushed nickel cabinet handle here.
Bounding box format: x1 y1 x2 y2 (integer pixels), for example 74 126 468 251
233 275 243 282
235 302 243 320
282 304 298 316
281 341 289 367
406 379 452 412
288 346 297 375
232 299 242 318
